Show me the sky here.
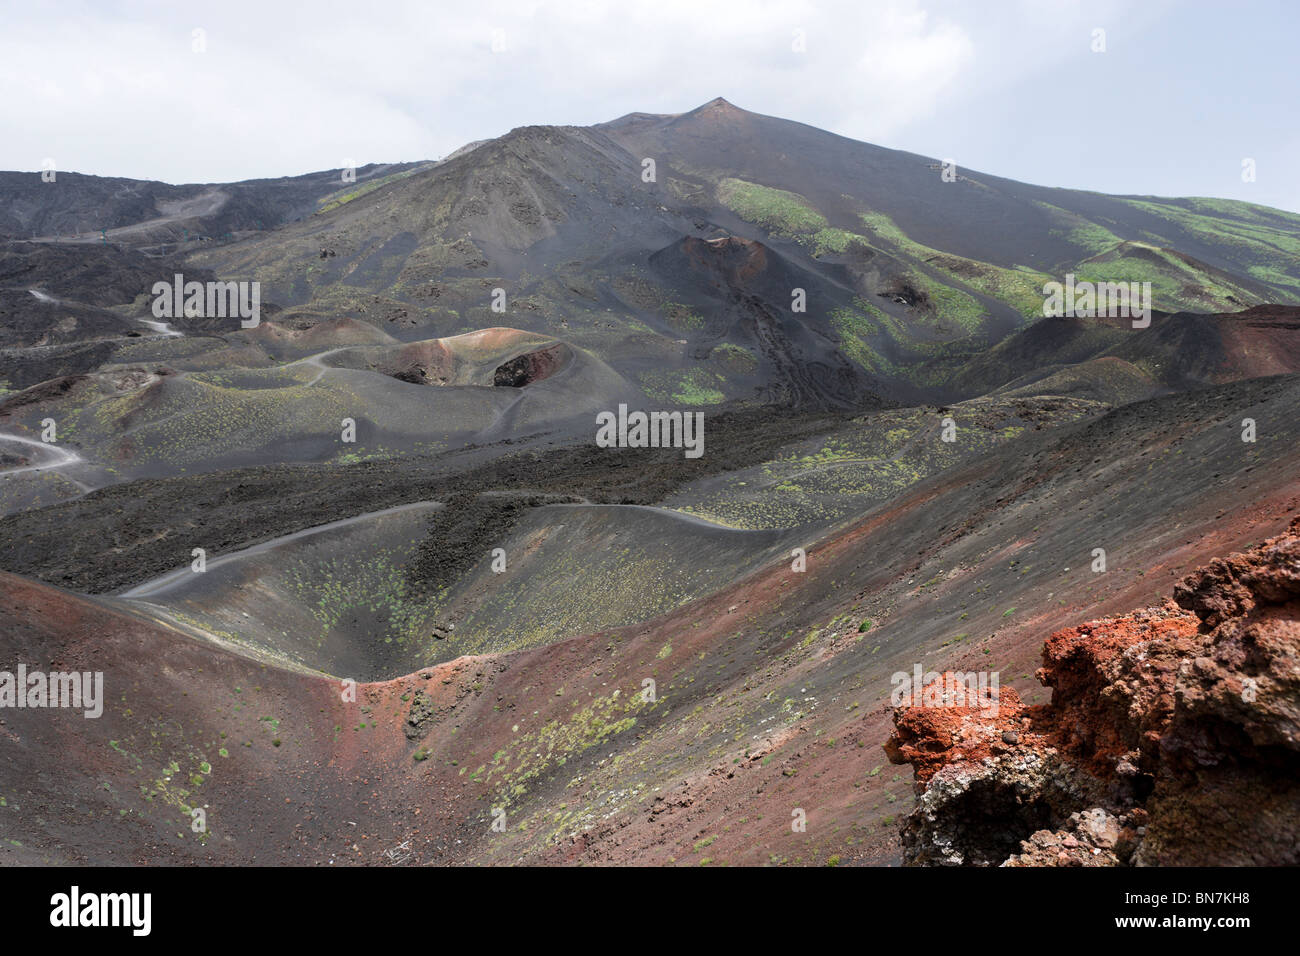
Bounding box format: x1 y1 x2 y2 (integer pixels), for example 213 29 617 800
2 0 1298 212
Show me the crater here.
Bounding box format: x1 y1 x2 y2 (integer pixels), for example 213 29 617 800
493 343 570 387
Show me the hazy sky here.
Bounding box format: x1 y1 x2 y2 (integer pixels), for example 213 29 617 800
3 0 1297 211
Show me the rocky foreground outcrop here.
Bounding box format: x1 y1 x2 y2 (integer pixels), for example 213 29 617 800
886 516 1300 865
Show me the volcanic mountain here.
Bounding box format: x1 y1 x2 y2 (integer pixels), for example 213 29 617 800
7 98 1300 415
0 98 1298 866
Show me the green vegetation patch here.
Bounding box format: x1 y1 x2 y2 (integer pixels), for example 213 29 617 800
317 165 432 214
718 178 827 235
638 368 727 406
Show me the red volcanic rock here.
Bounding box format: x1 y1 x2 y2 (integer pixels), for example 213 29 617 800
887 516 1300 866
883 680 1030 784
492 342 569 387
1036 603 1201 778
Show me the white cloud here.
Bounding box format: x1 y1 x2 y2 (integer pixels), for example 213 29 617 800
0 0 979 181
0 0 1293 214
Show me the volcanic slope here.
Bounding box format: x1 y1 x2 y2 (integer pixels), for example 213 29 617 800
114 501 796 679
176 99 1300 413
0 373 1296 865
187 125 887 409
0 163 429 250
6 98 1300 429
0 321 641 503
601 99 1300 312
102 392 1101 684
928 303 1300 403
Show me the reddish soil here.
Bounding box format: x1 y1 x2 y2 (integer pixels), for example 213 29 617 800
1217 305 1300 380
